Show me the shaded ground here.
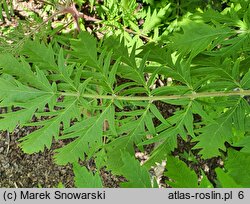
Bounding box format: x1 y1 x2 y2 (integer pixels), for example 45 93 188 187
0 128 74 188
0 126 123 188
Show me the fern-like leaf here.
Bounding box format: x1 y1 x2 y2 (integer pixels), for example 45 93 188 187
116 152 154 188
73 163 103 188
54 104 112 165
171 21 231 59
215 149 250 187
165 156 213 188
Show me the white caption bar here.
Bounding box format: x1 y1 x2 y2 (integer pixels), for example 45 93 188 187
0 188 249 204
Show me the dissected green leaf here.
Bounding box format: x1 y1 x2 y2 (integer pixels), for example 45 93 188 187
192 98 246 159
215 168 242 188
19 98 78 154
69 31 98 68
171 21 231 58
54 104 112 164
165 156 213 188
21 40 57 70
223 149 250 187
116 152 154 188
73 163 103 188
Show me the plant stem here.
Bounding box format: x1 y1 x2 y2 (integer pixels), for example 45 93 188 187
60 89 250 101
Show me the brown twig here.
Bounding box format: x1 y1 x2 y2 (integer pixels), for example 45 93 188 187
11 0 152 52
39 2 153 41
5 131 10 156
36 0 55 6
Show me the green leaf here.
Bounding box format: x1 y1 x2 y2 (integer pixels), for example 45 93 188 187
70 32 98 68
191 100 214 122
0 77 52 105
149 103 169 126
108 58 120 87
199 172 214 188
19 98 78 154
165 156 212 188
143 136 177 169
118 107 149 149
117 152 153 188
142 5 170 34
165 156 198 187
223 149 250 187
151 86 189 96
171 21 231 58
241 69 250 89
0 54 54 91
137 43 168 64
2 0 10 20
104 107 150 171
73 163 103 188
215 168 242 188
54 104 112 165
0 94 54 132
206 32 250 57
21 40 57 70
192 121 231 159
144 113 156 135
106 104 117 135
102 50 113 77
193 99 246 159
232 136 250 153
118 65 146 86
103 36 136 68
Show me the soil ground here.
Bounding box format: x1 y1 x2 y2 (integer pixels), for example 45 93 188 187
0 126 75 188
0 125 122 188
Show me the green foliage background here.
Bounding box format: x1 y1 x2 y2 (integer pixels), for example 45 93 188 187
0 0 250 187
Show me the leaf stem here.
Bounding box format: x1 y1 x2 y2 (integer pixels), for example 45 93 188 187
60 89 250 101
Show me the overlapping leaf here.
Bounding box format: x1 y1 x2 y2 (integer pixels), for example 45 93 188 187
73 163 103 188
54 104 113 165
216 149 250 187
193 98 248 159
19 98 79 154
69 31 98 68
115 152 154 188
165 156 213 188
171 21 232 58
